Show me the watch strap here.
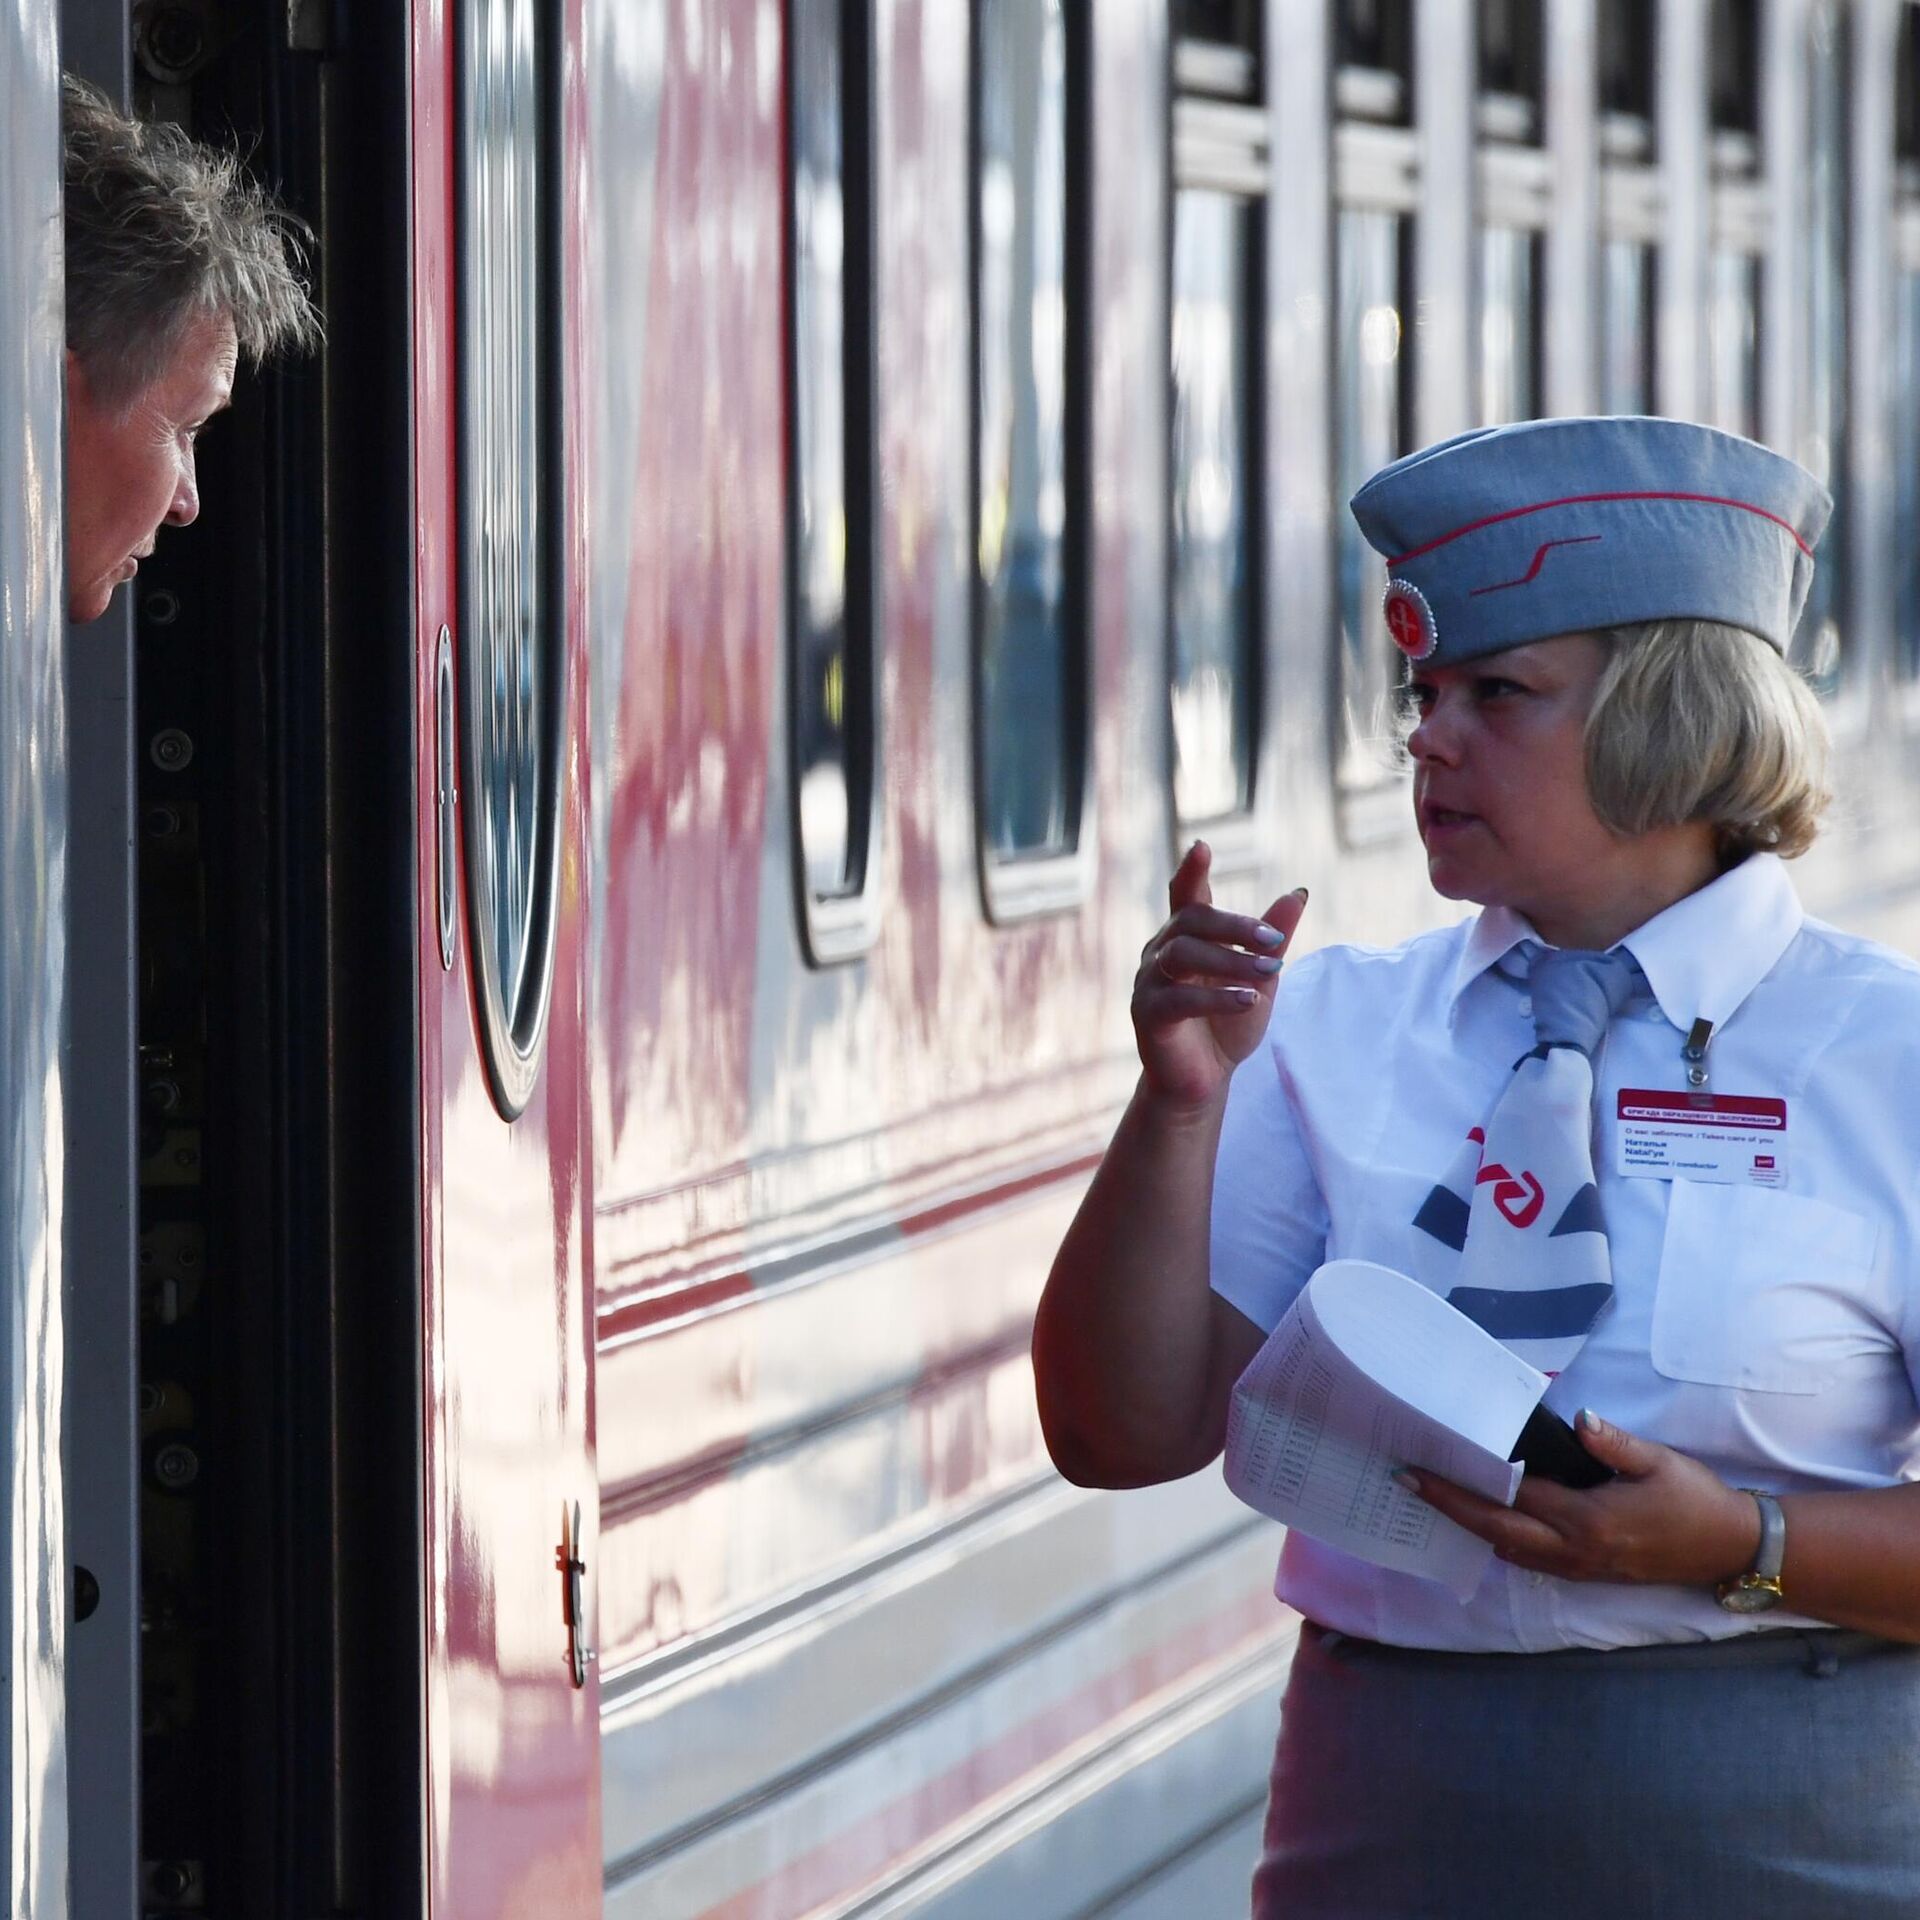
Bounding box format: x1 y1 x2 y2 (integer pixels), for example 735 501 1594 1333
1743 1488 1786 1583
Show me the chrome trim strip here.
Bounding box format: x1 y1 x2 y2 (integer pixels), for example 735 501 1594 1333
60 12 140 1908
597 1474 1081 1712
829 1629 1294 1919
0 2 70 1906
602 1500 1275 1880
456 0 566 1119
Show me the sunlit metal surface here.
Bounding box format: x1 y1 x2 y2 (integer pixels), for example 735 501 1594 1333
597 1468 1272 1879
1413 0 1475 449
594 1188 1083 1677
1707 245 1760 438
580 0 666 1066
460 0 564 1118
414 0 602 1907
1477 223 1537 425
586 0 776 1196
606 1546 1287 1918
0 5 68 1910
1333 205 1404 791
587 0 1291 1908
1170 188 1256 825
1792 0 1847 692
568 0 1920 1912
1602 237 1655 414
1895 255 1920 673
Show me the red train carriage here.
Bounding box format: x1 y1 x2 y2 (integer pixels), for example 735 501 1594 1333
3 1 1919 1915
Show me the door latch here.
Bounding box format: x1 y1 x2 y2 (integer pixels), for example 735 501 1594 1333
557 1499 594 1689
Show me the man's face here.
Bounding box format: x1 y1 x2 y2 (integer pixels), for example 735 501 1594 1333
65 308 236 623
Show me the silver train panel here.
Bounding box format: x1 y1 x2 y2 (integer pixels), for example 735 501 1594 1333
0 5 69 1911
603 1490 1286 1915
591 2 1920 1914
599 1460 1266 1855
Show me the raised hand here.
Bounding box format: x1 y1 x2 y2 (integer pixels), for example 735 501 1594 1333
1132 841 1309 1113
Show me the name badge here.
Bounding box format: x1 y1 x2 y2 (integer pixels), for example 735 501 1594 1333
1615 1088 1788 1188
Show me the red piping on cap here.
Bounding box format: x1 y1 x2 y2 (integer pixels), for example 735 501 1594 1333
1467 534 1604 595
1385 491 1814 566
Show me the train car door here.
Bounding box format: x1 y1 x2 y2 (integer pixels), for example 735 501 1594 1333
412 0 603 1910
0 13 70 1912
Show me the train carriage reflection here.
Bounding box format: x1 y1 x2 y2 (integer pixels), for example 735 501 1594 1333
32 0 1920 1913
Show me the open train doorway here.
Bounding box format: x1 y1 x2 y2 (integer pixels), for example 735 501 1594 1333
59 4 425 1913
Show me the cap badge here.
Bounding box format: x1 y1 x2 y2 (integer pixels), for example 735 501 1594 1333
1383 579 1437 660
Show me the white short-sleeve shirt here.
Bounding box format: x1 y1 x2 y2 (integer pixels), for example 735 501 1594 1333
1210 853 1920 1651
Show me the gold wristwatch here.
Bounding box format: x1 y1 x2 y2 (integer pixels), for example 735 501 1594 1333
1715 1489 1786 1614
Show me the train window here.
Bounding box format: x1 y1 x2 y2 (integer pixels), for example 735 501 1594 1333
1174 0 1260 84
1896 12 1920 676
457 0 564 1119
1598 0 1655 124
1901 6 1919 175
1336 0 1412 109
1598 1 1659 414
1477 0 1543 115
1476 1 1548 427
973 0 1086 907
1170 4 1265 826
1708 0 1760 138
1791 0 1848 693
1334 6 1416 798
789 0 879 962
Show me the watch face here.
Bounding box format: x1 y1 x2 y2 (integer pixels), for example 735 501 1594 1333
1719 1580 1784 1615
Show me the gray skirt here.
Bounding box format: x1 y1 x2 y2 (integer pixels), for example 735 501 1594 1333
1255 1622 1920 1920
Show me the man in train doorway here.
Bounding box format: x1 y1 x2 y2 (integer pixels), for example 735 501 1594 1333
61 75 318 623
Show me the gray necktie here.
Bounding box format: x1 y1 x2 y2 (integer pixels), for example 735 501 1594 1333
1528 946 1646 1059
1410 945 1645 1374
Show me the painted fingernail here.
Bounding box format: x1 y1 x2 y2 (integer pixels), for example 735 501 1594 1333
1251 922 1284 946
1578 1408 1603 1434
1390 1468 1421 1494
1253 954 1283 975
1232 988 1260 1005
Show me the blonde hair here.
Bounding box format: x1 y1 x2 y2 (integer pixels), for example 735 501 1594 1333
1583 619 1830 863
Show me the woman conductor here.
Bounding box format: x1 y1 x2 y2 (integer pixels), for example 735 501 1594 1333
1034 416 1920 1916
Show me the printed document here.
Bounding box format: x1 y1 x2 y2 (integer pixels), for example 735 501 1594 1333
1223 1260 1547 1600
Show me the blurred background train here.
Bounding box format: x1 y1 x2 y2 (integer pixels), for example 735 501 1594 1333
1 0 1917 1913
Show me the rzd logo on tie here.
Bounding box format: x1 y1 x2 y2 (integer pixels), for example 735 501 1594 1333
1475 1162 1545 1228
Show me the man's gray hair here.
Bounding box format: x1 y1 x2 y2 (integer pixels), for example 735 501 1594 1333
62 75 319 411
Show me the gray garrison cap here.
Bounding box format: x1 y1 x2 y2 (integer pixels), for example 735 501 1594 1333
1349 416 1832 668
